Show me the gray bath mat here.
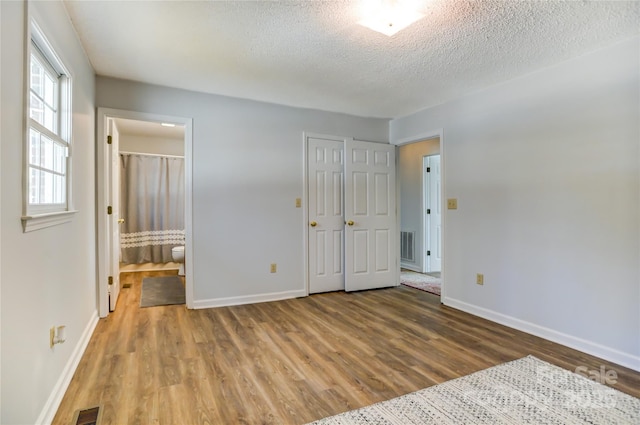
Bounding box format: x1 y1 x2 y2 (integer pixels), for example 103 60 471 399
140 276 185 307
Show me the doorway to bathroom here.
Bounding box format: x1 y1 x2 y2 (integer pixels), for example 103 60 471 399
97 108 194 317
116 118 185 272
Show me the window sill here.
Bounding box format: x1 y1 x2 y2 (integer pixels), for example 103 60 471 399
22 210 78 232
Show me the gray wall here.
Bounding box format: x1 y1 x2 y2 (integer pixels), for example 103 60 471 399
391 36 640 369
96 77 389 303
1 1 97 423
119 134 185 156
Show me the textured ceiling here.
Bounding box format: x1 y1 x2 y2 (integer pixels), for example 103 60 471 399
64 0 640 119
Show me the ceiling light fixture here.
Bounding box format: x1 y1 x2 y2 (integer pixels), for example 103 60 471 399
161 122 176 127
358 0 425 36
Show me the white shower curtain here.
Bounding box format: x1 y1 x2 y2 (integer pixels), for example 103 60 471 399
120 153 185 264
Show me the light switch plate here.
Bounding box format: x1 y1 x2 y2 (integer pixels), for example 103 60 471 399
295 198 302 208
447 198 458 209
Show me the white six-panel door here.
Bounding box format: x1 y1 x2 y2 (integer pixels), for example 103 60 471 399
344 139 397 292
308 138 345 293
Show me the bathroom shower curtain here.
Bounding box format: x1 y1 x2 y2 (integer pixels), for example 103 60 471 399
119 153 185 264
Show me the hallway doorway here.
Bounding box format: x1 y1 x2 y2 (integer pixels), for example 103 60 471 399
398 136 442 297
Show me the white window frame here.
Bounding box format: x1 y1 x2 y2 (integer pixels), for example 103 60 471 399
22 20 77 232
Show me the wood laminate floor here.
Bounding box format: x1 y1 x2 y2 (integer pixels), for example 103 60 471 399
53 271 640 424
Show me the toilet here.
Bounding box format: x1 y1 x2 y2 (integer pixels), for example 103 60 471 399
171 245 185 276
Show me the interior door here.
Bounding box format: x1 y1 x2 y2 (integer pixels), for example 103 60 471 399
425 155 442 272
308 137 345 293
107 118 121 311
344 139 397 291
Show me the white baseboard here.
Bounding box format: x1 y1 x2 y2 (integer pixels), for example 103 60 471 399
192 289 307 309
400 263 421 272
36 310 99 425
442 296 640 372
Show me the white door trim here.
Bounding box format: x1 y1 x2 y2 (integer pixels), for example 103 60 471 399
423 155 429 273
107 117 121 311
97 107 194 317
392 129 446 300
303 132 350 295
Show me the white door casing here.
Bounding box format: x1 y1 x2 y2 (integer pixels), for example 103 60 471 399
97 108 194 317
308 137 345 293
107 118 121 311
393 129 445 299
425 155 442 272
344 139 397 292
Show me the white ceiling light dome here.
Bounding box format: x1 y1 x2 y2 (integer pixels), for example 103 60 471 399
358 0 426 36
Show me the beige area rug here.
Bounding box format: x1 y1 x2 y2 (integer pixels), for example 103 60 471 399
401 270 441 296
140 276 185 307
307 355 639 424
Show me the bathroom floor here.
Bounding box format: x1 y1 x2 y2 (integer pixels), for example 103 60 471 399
119 269 185 309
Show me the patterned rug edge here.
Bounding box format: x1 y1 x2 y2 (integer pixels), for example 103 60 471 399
400 271 441 296
305 355 640 425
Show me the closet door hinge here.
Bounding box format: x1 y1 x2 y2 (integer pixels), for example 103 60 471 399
108 276 113 285
107 135 112 145
427 250 431 256
107 206 112 215
426 167 430 172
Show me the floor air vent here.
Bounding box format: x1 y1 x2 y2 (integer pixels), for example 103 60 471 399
72 405 102 425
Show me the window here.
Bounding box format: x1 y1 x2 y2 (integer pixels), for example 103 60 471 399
23 22 75 231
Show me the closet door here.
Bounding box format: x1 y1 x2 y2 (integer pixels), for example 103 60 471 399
308 137 345 293
344 139 397 292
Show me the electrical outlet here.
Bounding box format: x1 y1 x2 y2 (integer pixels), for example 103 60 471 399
270 263 277 273
447 198 458 209
50 325 66 348
476 273 484 285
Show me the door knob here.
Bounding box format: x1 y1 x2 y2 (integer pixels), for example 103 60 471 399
347 220 354 226
118 218 125 224
310 221 317 227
